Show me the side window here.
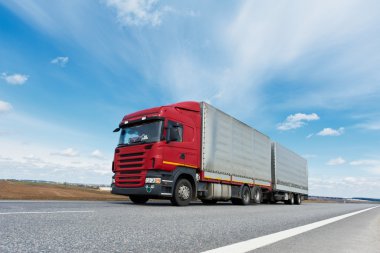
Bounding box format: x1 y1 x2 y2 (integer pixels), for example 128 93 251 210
168 120 183 142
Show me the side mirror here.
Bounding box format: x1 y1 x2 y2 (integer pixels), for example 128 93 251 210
113 127 120 133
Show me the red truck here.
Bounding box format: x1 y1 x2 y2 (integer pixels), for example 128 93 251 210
112 101 308 206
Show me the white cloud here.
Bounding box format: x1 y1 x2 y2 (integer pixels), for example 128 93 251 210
350 159 380 175
91 149 104 159
23 154 42 162
0 155 12 161
356 121 380 131
317 127 344 136
0 139 112 184
51 56 69 67
0 100 13 113
277 113 319 130
350 159 379 166
0 158 112 184
105 0 172 27
309 176 380 198
1 73 28 85
327 157 346 165
51 148 79 157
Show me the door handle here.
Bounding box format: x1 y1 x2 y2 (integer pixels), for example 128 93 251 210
180 153 185 160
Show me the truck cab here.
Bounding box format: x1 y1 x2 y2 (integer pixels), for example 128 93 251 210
111 101 201 206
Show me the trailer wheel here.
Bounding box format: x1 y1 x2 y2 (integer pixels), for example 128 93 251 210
171 178 192 206
232 186 250 205
286 194 294 205
129 195 149 204
252 187 262 204
241 186 251 205
295 194 302 205
201 199 218 205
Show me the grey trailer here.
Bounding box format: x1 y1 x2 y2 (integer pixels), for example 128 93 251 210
197 102 272 205
271 142 308 204
201 102 272 187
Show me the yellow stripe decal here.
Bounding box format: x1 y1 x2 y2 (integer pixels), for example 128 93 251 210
163 161 198 168
204 176 225 181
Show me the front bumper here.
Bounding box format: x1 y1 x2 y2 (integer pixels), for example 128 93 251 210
112 170 174 198
112 184 172 198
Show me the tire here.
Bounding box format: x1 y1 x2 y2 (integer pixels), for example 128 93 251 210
201 199 218 205
232 186 250 205
295 194 302 205
171 178 193 206
129 195 149 204
252 187 262 204
241 186 251 205
286 194 294 205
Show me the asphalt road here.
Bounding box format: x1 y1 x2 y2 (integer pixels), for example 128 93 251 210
0 201 379 253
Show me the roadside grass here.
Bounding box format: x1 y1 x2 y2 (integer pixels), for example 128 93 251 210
0 180 127 201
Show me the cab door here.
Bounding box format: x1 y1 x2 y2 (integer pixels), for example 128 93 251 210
162 120 198 170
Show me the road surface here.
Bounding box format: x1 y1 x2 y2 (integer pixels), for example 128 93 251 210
0 201 379 252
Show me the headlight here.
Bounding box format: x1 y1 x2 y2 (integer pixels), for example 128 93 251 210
145 178 161 184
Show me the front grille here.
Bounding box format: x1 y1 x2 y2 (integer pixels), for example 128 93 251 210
115 151 146 188
119 170 141 175
120 152 144 157
120 164 143 169
119 158 143 163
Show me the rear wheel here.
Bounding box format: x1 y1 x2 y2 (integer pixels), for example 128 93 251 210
286 194 294 205
232 186 250 205
129 195 149 204
294 194 302 205
241 186 251 205
171 178 192 206
201 199 218 205
252 187 262 204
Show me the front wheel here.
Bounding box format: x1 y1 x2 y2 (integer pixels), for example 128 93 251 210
129 195 149 204
171 178 193 206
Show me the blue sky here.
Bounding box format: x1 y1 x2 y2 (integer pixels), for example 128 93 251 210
1 0 380 198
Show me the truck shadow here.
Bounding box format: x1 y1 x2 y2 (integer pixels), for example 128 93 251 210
107 201 285 206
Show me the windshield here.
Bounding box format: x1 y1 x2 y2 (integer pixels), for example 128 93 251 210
119 120 163 146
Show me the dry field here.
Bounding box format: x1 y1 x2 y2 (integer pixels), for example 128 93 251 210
0 180 126 201
1 180 375 203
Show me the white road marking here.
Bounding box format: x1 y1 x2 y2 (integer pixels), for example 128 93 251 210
0 210 95 215
202 206 379 253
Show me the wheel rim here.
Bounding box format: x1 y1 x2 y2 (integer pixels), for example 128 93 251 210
178 185 190 200
255 191 260 202
244 190 250 202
